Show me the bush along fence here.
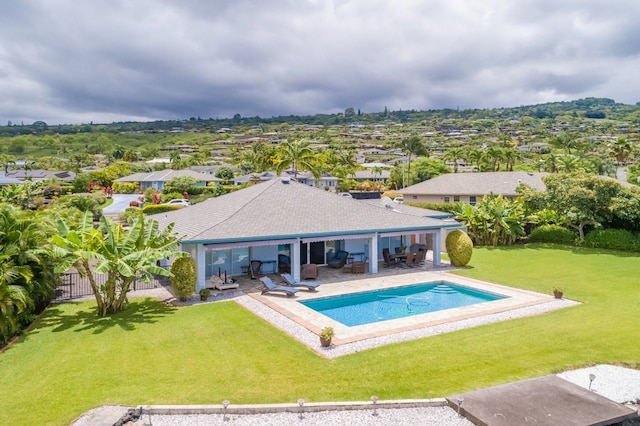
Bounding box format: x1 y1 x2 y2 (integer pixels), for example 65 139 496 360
54 272 167 301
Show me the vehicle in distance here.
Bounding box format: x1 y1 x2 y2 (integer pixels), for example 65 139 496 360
165 199 191 206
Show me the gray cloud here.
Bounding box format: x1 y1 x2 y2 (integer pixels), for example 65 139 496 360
1 0 639 124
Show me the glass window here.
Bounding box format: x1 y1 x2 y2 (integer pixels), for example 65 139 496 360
470 196 477 205
444 196 450 203
454 195 460 202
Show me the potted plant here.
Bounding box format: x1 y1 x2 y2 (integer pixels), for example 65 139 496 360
552 286 564 299
199 288 211 301
319 326 334 347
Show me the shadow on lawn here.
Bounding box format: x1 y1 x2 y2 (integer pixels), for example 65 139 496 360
36 298 177 335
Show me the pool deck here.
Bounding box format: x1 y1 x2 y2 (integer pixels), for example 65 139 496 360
242 265 575 346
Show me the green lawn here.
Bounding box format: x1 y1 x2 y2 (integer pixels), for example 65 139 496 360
1 244 639 425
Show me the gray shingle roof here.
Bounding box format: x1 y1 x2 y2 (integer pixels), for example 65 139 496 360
153 178 455 243
400 171 549 197
115 170 220 183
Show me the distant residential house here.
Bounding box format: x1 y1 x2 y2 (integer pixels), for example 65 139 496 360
190 164 239 176
349 169 391 183
145 157 172 164
114 169 220 191
0 174 21 185
400 171 549 205
5 169 77 183
231 171 279 186
294 171 340 190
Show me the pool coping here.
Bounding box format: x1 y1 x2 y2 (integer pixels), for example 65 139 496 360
244 270 580 356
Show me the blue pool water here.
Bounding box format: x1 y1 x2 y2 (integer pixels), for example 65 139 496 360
300 281 506 326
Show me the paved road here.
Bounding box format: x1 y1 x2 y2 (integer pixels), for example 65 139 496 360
102 194 141 214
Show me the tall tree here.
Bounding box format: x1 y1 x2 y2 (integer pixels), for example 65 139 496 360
396 136 428 187
275 139 320 181
443 147 465 172
51 212 184 316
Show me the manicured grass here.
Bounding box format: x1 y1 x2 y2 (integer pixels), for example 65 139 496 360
1 244 639 425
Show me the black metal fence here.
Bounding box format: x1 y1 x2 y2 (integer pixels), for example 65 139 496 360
53 272 167 302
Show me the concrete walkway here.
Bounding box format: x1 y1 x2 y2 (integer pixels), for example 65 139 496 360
448 375 638 426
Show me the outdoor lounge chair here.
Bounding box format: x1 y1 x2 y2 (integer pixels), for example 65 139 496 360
259 276 299 297
327 250 349 268
281 273 319 291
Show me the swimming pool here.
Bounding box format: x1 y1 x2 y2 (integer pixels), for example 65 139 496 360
300 281 507 326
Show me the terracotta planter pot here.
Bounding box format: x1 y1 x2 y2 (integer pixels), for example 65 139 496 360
320 337 332 347
553 290 563 299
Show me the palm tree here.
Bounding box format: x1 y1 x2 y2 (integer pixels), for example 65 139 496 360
464 147 483 171
502 148 520 171
396 136 428 187
443 147 465 172
550 132 580 154
483 146 505 171
275 139 320 181
609 137 633 165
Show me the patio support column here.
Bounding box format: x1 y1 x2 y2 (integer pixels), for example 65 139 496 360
292 239 301 281
369 235 378 273
432 231 442 266
195 244 206 290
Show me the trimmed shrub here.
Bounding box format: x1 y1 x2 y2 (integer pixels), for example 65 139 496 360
584 228 639 251
170 256 197 301
405 202 459 214
445 229 473 267
142 204 182 215
112 181 138 194
529 224 577 244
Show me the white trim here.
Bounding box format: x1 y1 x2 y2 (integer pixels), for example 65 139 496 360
204 239 297 250
301 233 376 244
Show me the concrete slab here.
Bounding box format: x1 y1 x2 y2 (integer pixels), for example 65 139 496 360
71 405 131 426
448 375 638 426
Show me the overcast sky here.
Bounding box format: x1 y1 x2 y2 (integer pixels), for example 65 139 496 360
1 0 639 125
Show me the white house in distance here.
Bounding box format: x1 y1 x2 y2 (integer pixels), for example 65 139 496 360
114 169 221 192
153 177 460 290
400 171 549 205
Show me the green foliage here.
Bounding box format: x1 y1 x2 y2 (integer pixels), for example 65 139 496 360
529 224 577 244
540 173 629 240
163 176 199 194
50 212 183 316
170 256 197 301
405 202 459 214
119 206 142 223
112 181 138 193
320 326 335 340
215 167 235 184
445 230 473 266
583 228 639 251
275 139 320 180
453 195 528 246
0 205 58 344
142 204 183 215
